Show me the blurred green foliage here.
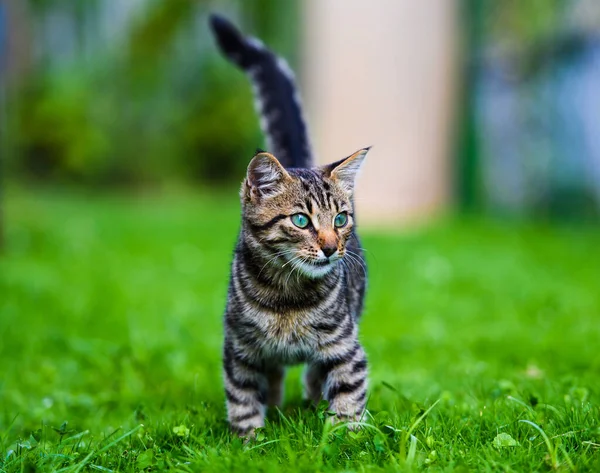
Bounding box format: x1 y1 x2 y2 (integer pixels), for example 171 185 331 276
481 0 564 45
5 0 298 186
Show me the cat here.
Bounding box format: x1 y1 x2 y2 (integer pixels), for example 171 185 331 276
209 14 370 437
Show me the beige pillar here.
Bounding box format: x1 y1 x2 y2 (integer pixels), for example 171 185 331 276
302 0 458 226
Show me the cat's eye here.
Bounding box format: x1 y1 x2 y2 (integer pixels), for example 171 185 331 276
334 212 348 228
291 213 310 228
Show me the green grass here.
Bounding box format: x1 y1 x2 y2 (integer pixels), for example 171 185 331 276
1 188 599 472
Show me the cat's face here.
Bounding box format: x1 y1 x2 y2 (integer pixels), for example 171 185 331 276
241 148 368 279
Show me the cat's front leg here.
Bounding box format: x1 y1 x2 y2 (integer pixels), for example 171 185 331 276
223 339 267 437
265 364 285 407
320 340 368 425
304 362 327 404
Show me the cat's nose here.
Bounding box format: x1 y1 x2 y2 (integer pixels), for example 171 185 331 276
321 243 337 258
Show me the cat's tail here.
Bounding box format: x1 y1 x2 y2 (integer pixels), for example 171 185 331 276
209 14 313 169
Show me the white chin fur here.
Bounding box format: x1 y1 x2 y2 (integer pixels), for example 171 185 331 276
296 260 337 279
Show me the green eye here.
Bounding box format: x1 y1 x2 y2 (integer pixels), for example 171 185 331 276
334 212 348 228
291 213 310 228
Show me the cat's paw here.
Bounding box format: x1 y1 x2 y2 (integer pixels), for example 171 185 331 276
328 412 363 431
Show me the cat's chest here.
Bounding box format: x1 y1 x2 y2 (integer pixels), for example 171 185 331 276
255 308 324 361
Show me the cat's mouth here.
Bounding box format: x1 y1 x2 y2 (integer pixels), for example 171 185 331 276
310 259 331 267
280 254 339 279
298 257 340 278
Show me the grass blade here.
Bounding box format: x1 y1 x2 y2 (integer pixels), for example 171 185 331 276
58 425 143 473
399 399 440 461
519 420 558 469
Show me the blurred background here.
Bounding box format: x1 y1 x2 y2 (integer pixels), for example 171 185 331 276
2 0 600 229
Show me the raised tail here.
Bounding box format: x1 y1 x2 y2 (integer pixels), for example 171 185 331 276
209 14 313 169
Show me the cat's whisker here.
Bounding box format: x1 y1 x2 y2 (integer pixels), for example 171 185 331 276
281 254 303 269
340 256 356 277
340 259 359 281
346 248 366 258
352 246 372 255
294 258 308 283
347 245 378 270
257 249 293 279
281 254 308 287
344 252 367 277
284 256 304 286
349 237 378 263
350 259 368 278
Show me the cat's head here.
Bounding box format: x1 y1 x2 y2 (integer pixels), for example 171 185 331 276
241 148 369 279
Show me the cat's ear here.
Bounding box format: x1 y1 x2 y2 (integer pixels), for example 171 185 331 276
245 151 291 200
325 147 370 193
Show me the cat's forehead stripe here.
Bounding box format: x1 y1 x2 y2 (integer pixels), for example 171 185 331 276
291 168 346 215
305 198 313 214
311 190 325 208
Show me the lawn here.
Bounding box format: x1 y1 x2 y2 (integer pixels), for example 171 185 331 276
1 188 599 472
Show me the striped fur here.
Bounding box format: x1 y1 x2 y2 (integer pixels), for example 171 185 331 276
210 15 370 437
209 14 312 169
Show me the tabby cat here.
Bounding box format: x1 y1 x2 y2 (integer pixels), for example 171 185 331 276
209 14 370 436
